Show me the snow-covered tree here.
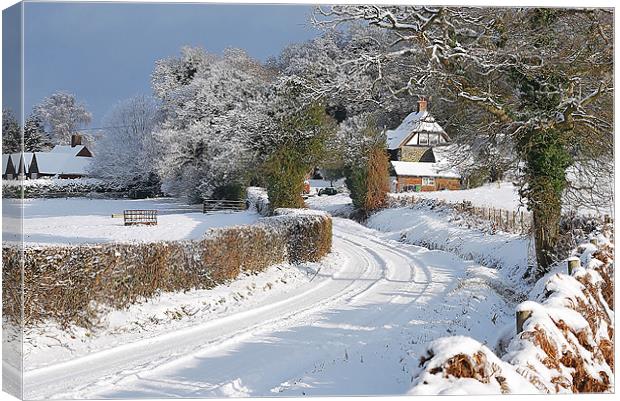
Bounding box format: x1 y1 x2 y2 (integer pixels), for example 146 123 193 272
24 114 52 152
259 101 336 209
89 95 161 191
332 114 389 215
152 47 273 202
2 108 21 154
34 91 92 145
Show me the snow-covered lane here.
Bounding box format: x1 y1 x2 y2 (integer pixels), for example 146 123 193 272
24 218 512 399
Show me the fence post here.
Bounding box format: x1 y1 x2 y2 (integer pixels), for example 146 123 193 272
516 310 532 334
567 257 580 275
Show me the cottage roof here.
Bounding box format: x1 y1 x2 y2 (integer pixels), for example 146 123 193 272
9 152 35 173
386 111 448 150
33 153 90 175
49 145 87 156
391 161 460 179
2 155 11 174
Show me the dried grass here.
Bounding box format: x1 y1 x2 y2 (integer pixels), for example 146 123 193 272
422 350 510 394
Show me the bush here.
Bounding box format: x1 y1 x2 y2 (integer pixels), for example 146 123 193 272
212 182 247 201
346 143 390 217
264 145 308 209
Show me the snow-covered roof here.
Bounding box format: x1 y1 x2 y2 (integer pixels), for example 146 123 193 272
386 111 448 150
49 145 85 156
33 153 91 175
10 152 35 173
391 161 461 179
2 155 11 173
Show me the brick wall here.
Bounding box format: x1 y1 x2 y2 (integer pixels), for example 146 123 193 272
396 176 461 192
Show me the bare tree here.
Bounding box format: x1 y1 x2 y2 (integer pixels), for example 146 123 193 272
89 95 161 191
34 91 92 145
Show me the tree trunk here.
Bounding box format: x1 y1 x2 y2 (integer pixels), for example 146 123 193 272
532 205 561 275
520 128 571 278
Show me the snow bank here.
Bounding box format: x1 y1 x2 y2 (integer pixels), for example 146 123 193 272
411 337 539 395
409 227 615 394
389 181 613 218
366 202 532 291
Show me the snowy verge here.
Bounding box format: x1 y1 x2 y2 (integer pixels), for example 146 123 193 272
409 227 614 394
16 253 343 372
366 202 533 293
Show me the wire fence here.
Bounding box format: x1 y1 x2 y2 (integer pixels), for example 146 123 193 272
387 195 533 234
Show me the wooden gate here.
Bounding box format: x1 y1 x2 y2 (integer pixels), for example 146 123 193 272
123 209 158 226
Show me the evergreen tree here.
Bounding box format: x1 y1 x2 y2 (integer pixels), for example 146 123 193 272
339 116 389 217
262 102 335 210
24 114 52 152
2 108 21 154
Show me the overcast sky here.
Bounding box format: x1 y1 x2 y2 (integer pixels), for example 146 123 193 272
8 1 319 126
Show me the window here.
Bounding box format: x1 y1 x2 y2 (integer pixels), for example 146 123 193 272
429 134 439 145
419 133 429 145
422 177 435 186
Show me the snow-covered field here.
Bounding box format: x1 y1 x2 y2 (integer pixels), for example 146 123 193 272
2 198 259 246
392 181 613 217
367 204 533 290
396 182 523 210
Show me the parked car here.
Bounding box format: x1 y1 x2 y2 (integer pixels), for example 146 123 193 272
318 187 338 196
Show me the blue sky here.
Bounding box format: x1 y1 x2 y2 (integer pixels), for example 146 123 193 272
14 1 319 126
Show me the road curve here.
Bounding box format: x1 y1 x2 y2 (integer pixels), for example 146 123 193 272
24 218 472 399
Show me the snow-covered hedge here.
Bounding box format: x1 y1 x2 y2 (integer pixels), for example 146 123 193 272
2 209 332 329
2 178 123 198
409 225 614 394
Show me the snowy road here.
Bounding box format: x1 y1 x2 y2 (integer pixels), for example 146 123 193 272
24 218 510 399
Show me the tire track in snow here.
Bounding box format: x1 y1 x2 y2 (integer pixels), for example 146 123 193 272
26 217 467 399
24 233 383 399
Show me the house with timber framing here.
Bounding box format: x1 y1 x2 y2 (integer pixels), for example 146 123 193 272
386 98 461 192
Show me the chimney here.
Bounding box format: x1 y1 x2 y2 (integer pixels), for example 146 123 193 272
417 97 428 113
71 133 82 148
